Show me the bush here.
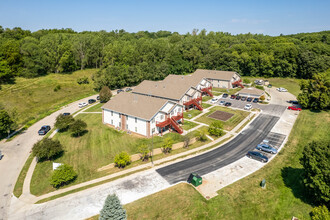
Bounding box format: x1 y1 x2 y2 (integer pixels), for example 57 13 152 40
49 164 77 188
77 77 89 85
114 152 130 168
32 138 63 161
69 119 87 137
138 144 150 161
196 128 208 142
99 194 127 220
255 85 264 90
55 114 74 132
100 86 113 103
183 134 192 148
161 137 173 154
300 141 330 205
208 121 224 137
260 95 266 101
311 205 330 220
0 109 13 135
243 78 251 84
53 84 61 92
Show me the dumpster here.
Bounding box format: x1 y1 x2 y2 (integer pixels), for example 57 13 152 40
187 173 202 187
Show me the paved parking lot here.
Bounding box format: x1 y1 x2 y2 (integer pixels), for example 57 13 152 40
255 132 286 158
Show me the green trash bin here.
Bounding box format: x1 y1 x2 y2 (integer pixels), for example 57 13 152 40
187 173 203 187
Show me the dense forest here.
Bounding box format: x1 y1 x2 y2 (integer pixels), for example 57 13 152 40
0 26 329 90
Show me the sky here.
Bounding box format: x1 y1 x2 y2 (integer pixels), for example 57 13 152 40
0 0 329 36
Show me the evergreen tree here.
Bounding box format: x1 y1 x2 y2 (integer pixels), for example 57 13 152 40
99 194 127 220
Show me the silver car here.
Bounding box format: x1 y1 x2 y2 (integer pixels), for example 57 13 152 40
256 143 278 154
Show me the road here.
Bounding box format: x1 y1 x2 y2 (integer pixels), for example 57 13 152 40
0 94 99 220
156 113 280 184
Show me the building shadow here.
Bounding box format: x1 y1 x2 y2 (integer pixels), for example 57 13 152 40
281 166 316 206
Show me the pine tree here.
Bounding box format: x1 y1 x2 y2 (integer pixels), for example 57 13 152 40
99 194 127 220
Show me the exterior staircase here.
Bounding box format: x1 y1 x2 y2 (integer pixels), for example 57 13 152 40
201 86 213 97
232 79 244 88
169 117 183 134
184 97 203 111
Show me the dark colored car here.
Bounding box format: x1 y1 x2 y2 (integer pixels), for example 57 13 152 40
253 98 259 103
288 100 299 104
246 97 253 102
256 144 278 154
267 84 272 88
241 96 247 101
117 89 124 94
125 87 132 92
230 95 236 99
88 99 96 104
63 112 70 116
235 96 241 100
225 102 232 106
246 151 268 163
96 96 100 100
38 125 51 135
222 93 229 98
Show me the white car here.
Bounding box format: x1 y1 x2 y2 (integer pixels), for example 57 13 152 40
210 98 219 104
219 100 226 105
277 87 288 92
244 104 252 110
78 102 88 108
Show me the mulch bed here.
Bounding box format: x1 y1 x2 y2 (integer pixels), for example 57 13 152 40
208 110 234 121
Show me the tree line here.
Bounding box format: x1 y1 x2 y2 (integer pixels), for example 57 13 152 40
0 26 330 90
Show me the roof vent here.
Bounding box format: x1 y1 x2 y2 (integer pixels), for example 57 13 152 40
181 76 184 80
163 85 166 88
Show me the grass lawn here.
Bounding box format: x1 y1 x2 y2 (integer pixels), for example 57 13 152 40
191 125 226 141
196 106 249 131
202 96 212 102
84 102 103 112
182 120 198 131
13 154 34 197
122 110 330 219
183 109 202 119
30 113 183 196
242 77 301 97
202 103 212 109
0 69 97 127
212 87 242 95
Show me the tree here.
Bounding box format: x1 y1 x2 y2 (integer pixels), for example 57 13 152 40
243 78 251 84
55 114 74 132
32 138 63 161
311 205 330 220
114 152 130 168
69 119 87 137
260 95 266 101
50 164 77 188
300 141 330 206
0 109 13 136
99 194 127 220
196 128 208 142
99 86 112 103
161 137 174 154
208 121 224 137
138 144 150 161
183 133 193 148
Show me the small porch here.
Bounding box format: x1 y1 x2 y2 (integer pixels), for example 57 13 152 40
156 113 184 135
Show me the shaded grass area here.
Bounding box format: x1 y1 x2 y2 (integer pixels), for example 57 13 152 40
182 120 198 131
212 87 242 95
196 106 249 131
30 113 184 196
183 109 202 119
123 110 330 220
84 102 103 112
0 69 97 127
13 154 34 198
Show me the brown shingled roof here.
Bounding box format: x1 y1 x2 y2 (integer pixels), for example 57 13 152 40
102 92 169 120
238 87 265 96
193 69 237 81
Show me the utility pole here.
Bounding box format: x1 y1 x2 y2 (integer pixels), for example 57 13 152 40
151 129 154 166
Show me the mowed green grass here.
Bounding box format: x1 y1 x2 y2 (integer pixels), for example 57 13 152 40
212 87 242 95
0 69 97 126
123 110 330 220
196 106 249 131
30 113 183 196
183 109 202 119
84 102 103 112
182 120 198 131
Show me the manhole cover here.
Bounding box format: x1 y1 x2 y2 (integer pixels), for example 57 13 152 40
3 194 8 197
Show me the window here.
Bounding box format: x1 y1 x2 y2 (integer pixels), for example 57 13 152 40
152 118 155 123
119 114 121 118
178 108 181 113
126 115 128 120
111 119 113 125
126 124 128 129
111 111 113 116
135 127 137 132
160 115 164 120
119 122 121 127
135 117 137 123
152 128 155 133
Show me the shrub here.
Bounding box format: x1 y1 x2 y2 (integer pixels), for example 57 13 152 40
55 114 74 132
196 128 208 142
69 119 87 137
300 141 330 205
99 86 112 103
50 164 77 188
114 152 130 168
77 77 89 85
138 144 150 161
32 138 63 161
161 137 173 154
208 121 224 137
260 95 266 101
183 134 193 148
0 109 13 135
243 78 251 84
255 85 264 90
53 84 61 92
311 205 330 220
99 194 127 220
